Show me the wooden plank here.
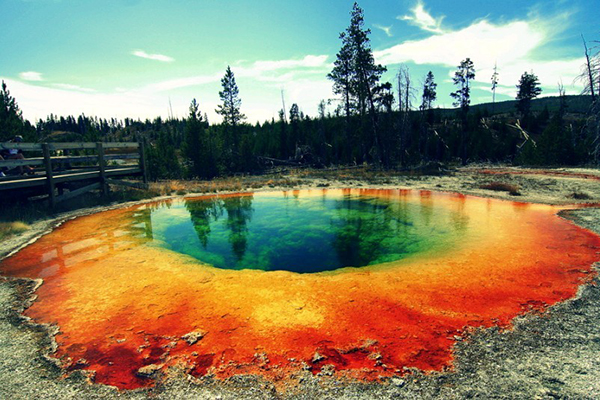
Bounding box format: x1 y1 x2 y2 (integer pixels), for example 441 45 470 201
106 167 141 176
48 143 96 150
53 166 98 174
48 142 139 150
55 182 101 203
0 143 42 151
101 142 139 149
138 139 148 184
0 176 46 190
52 167 140 184
1 142 139 152
97 142 107 195
42 144 56 208
106 178 149 190
106 153 140 160
0 158 44 167
54 171 100 183
0 173 37 182
53 142 139 150
0 154 139 168
0 167 141 190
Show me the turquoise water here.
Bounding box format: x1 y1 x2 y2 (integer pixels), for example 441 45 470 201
145 191 465 273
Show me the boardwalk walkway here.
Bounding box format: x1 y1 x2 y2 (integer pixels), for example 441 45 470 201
0 142 147 207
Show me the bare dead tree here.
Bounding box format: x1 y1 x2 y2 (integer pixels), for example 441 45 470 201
396 65 415 166
582 35 596 101
491 62 499 113
576 35 600 164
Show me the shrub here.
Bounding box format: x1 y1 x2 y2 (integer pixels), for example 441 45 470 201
480 182 521 196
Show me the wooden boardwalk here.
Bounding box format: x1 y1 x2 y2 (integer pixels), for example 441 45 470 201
0 141 147 207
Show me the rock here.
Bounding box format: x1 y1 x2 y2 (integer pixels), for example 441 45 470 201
182 331 206 345
136 363 163 378
312 351 325 363
71 358 89 369
318 364 335 376
253 352 269 365
391 377 406 387
361 339 378 349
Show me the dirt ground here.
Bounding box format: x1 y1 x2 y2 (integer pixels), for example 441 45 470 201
1 165 600 399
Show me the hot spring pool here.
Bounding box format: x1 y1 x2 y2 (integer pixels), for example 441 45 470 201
150 190 465 273
1 189 599 389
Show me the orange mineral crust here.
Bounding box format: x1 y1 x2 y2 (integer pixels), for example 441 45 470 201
1 189 599 390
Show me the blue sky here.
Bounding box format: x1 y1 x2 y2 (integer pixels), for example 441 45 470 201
1 0 597 124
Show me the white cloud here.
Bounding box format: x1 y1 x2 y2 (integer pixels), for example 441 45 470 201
0 53 336 124
376 13 583 94
132 50 175 63
248 55 329 72
144 73 222 92
144 55 331 92
376 20 543 68
52 83 96 93
19 71 44 81
474 58 584 97
399 0 444 34
233 55 331 88
1 77 170 122
373 24 393 37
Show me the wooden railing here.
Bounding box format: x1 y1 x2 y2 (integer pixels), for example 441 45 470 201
0 142 147 207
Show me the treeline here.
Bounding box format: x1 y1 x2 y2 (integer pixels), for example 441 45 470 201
1 2 599 181
1 82 597 183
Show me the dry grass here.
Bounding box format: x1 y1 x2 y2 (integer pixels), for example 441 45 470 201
149 175 307 195
0 221 30 240
480 181 521 196
111 166 443 199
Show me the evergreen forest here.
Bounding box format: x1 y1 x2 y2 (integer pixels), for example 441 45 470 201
2 3 599 182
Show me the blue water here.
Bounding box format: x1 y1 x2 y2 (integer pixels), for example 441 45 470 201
144 191 462 273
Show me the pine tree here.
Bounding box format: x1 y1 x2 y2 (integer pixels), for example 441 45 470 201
184 99 204 177
419 71 437 160
328 30 354 163
421 71 437 111
328 2 388 164
450 58 475 164
216 66 246 170
328 32 354 121
216 66 246 127
516 71 542 120
347 3 386 117
0 80 31 142
185 99 216 179
450 58 476 113
289 103 301 156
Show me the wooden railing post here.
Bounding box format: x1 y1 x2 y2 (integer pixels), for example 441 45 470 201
1 141 147 203
138 139 148 184
42 143 56 208
96 142 108 195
